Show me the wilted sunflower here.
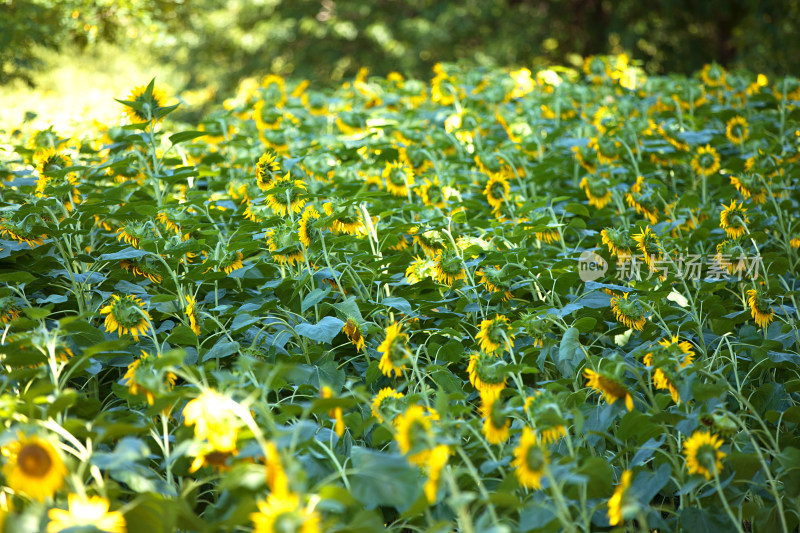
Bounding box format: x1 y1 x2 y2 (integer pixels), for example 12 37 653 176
483 172 511 210
476 314 515 355
746 288 774 328
584 368 634 411
608 470 635 527
255 152 281 191
683 430 726 480
378 322 409 377
265 172 307 217
579 176 613 209
122 84 168 123
720 200 749 239
433 248 466 286
601 227 634 258
512 427 548 489
610 292 647 331
342 317 365 352
47 494 126 533
100 294 151 341
2 434 67 501
382 160 415 197
691 145 721 177
371 387 404 422
183 389 241 453
725 116 749 145
250 491 321 533
467 351 507 399
729 175 766 204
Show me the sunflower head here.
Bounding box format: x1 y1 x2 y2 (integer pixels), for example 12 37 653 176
524 391 568 444
394 404 434 464
683 430 726 480
720 200 749 239
483 172 511 210
433 248 466 286
691 145 721 177
631 226 661 267
608 470 636 526
371 387 405 422
476 314 514 354
512 427 548 489
610 292 647 332
0 295 22 324
382 160 415 197
100 294 151 341
1 434 67 501
726 116 749 145
477 265 513 301
481 395 511 445
579 175 613 209
584 367 634 411
266 226 305 266
746 288 774 328
467 352 507 398
256 151 281 191
122 82 169 123
47 493 127 533
378 322 409 377
601 227 634 257
342 317 365 352
298 206 322 248
265 172 307 217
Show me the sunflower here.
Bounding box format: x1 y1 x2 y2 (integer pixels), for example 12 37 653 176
720 200 749 239
417 176 447 208
189 449 235 473
476 314 515 355
122 84 168 123
423 444 450 504
523 392 567 444
219 251 244 274
579 176 613 209
535 228 562 245
631 225 662 269
642 350 681 404
115 222 150 249
382 160 415 197
512 427 548 489
0 219 47 247
342 317 365 352
700 63 727 88
791 237 800 249
625 176 659 224
405 255 435 284
47 494 126 533
691 145 720 177
467 352 507 399
394 405 434 465
409 227 446 257
251 491 321 533
183 389 241 453
1 434 67 501
120 259 163 284
298 206 321 248
156 211 182 236
265 173 307 217
100 294 151 341
746 288 774 328
610 292 647 331
378 322 409 377
122 350 177 406
483 172 511 210
0 296 21 324
599 228 632 258
608 470 634 527
185 294 200 335
320 386 345 438
584 368 634 411
433 248 466 286
476 266 513 301
729 175 766 204
34 147 73 193
324 203 368 236
371 387 404 422
256 152 281 191
481 395 510 445
725 116 749 145
266 226 305 266
683 431 726 480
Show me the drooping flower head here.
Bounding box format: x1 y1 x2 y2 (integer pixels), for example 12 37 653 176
378 322 409 377
433 248 466 287
601 227 634 258
725 116 749 145
342 317 365 352
265 172 307 217
100 294 151 341
584 367 634 411
256 151 281 191
476 314 515 355
183 389 242 453
631 225 662 269
483 172 511 211
122 83 169 123
467 352 507 399
746 287 774 328
579 176 613 209
382 160 414 197
477 265 514 301
609 292 647 331
266 226 305 266
524 391 567 444
481 394 511 445
250 491 321 533
394 404 436 464
371 387 404 423
608 470 635 526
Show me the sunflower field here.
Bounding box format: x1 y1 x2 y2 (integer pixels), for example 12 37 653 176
1 56 800 532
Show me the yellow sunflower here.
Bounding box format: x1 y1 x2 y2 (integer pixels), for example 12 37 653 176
0 296 21 324
298 206 321 248
746 288 774 328
1 434 67 501
467 352 507 399
220 251 244 274
120 259 162 284
394 405 434 465
183 389 241 453
122 84 168 123
433 249 466 286
483 172 511 210
631 225 662 269
255 152 281 191
601 227 634 257
320 386 345 438
371 387 404 422
251 491 320 533
729 175 766 204
609 292 647 331
342 317 365 352
266 227 305 266
608 470 634 527
720 200 749 239
382 160 415 198
584 368 634 411
100 294 151 341
424 444 450 504
265 172 307 217
476 266 513 301
683 431 726 480
512 427 548 489
476 314 515 355
405 255 435 284
579 176 613 209
47 494 126 533
378 322 409 377
725 116 749 145
481 395 511 445
691 145 720 177
185 294 200 335
0 219 47 248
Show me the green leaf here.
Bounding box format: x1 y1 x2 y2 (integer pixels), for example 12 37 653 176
349 447 421 510
295 316 345 343
201 340 240 362
169 131 207 145
301 287 330 313
99 248 151 261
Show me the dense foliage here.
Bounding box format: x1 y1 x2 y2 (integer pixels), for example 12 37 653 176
1 57 800 532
